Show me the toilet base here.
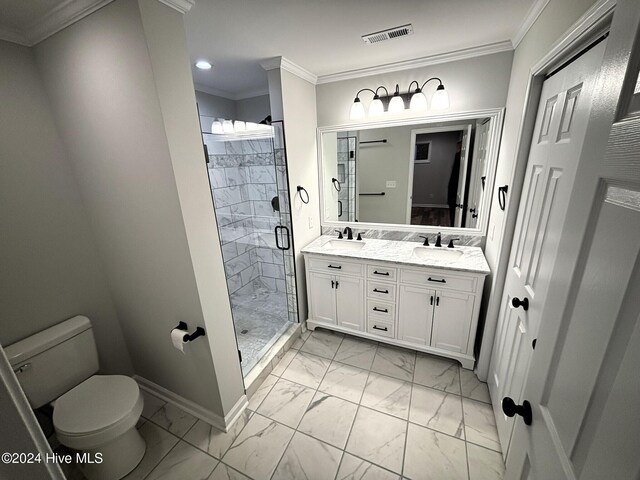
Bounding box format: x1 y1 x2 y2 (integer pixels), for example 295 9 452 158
76 426 146 480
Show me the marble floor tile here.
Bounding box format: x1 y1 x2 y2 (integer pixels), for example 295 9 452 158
291 335 305 350
146 441 218 480
336 453 400 480
403 423 467 480
361 372 412 420
207 462 251 480
370 345 416 382
149 403 198 438
123 422 178 480
463 398 502 452
300 329 344 359
409 385 464 439
247 374 278 411
271 348 297 376
140 390 167 419
256 378 315 428
222 414 294 480
318 362 370 403
281 351 331 389
297 392 358 449
460 369 492 404
334 336 378 370
413 354 461 394
183 410 252 459
345 407 407 474
272 432 342 480
467 443 506 480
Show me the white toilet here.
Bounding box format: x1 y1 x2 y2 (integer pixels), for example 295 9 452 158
5 316 145 480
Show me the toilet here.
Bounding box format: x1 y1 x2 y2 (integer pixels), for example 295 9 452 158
5 316 145 480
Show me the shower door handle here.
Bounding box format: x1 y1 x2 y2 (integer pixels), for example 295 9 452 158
338 200 343 218
274 225 291 251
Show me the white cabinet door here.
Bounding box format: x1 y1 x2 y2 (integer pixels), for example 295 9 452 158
397 285 435 346
430 291 474 353
336 275 364 331
308 271 336 325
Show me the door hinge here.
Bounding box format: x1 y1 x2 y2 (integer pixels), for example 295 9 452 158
532 339 537 350
238 350 242 363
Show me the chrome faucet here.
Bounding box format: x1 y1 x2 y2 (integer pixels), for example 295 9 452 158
343 227 353 240
435 232 442 247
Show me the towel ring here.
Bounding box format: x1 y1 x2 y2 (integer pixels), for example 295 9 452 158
331 178 341 192
297 186 310 204
498 185 509 211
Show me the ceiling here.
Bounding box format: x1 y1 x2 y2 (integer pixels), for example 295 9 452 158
185 0 540 98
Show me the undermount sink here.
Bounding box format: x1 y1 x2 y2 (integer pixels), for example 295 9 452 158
413 246 464 261
325 239 366 251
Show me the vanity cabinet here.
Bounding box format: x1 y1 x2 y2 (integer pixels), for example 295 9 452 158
304 251 487 369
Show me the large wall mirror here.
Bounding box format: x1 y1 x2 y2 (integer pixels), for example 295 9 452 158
318 109 504 234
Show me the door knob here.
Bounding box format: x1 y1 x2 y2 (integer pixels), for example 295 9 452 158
502 397 532 425
511 296 529 311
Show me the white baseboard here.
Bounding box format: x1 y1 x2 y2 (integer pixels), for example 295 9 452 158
133 375 248 433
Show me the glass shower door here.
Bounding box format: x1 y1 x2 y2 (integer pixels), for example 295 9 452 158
201 118 298 376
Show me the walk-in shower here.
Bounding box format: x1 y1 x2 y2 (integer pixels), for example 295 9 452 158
201 118 298 377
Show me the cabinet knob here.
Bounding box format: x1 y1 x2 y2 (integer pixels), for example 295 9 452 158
502 397 532 425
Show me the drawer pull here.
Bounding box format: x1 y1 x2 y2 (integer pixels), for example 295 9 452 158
372 325 388 332
436 296 440 306
430 295 434 305
428 277 446 283
373 288 389 294
373 307 388 313
328 265 342 269
373 270 390 276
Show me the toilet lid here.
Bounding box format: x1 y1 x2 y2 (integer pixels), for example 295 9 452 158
53 375 140 436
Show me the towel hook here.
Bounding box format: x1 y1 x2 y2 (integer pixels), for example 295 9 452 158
297 186 310 204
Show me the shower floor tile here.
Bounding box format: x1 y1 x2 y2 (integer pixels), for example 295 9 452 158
230 286 291 374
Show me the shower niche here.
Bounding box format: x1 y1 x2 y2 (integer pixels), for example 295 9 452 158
201 118 299 377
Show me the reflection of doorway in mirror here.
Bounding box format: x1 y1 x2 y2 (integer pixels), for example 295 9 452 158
336 135 357 221
407 126 472 227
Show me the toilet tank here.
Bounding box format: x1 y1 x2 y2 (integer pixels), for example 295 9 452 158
4 316 99 409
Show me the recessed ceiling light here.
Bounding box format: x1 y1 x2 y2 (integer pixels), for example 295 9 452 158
195 60 212 70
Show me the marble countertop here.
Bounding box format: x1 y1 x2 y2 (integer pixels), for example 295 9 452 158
302 235 490 275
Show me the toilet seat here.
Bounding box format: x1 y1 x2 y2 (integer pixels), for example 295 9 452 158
53 375 143 450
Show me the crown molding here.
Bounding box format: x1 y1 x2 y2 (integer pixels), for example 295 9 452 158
0 24 28 46
511 0 550 49
157 0 195 14
316 41 513 85
194 83 269 101
261 56 318 85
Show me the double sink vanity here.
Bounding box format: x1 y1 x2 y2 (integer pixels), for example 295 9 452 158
302 235 490 369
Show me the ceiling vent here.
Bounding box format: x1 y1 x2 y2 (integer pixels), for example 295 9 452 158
362 24 414 45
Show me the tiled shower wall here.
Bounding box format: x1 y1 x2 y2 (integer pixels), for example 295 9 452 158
336 137 356 222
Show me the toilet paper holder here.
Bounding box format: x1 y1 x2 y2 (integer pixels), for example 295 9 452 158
173 322 206 342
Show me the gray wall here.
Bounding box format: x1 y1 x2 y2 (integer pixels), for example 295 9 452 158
33 0 243 417
237 94 271 123
0 40 132 376
412 131 462 206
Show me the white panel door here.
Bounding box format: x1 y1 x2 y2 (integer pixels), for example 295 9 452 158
454 126 472 227
507 5 640 476
336 275 364 331
489 40 607 455
308 271 336 325
430 290 474 353
467 119 490 229
398 285 435 346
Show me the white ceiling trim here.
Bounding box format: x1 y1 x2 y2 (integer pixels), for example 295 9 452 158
157 0 195 14
261 56 318 85
0 24 28 46
511 0 550 49
194 82 269 101
315 40 513 85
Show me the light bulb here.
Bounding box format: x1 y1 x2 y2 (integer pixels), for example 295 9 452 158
234 120 246 132
211 120 223 134
388 95 405 113
409 91 428 111
349 99 366 120
368 97 385 116
431 85 450 110
246 122 258 131
222 120 234 133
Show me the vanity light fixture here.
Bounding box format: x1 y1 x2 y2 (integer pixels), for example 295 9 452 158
195 60 212 70
349 78 449 119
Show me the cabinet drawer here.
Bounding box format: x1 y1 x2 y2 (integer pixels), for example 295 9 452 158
366 299 395 322
367 319 395 338
308 257 363 276
367 265 397 281
367 282 396 301
400 268 477 293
